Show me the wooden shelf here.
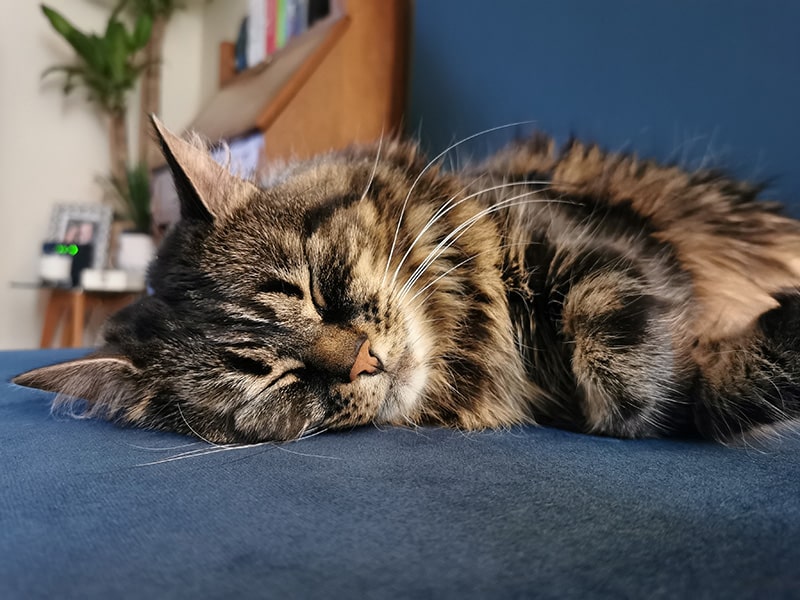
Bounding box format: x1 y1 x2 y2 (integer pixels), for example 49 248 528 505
186 0 410 161
190 12 351 143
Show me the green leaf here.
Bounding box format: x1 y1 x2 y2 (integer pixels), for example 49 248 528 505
41 1 153 115
41 5 97 67
126 163 152 233
41 5 74 39
83 34 108 74
106 20 128 83
130 13 153 50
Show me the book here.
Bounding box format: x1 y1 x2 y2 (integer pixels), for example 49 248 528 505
266 0 276 55
235 16 248 72
246 0 328 66
276 0 287 50
246 0 266 66
308 0 329 27
293 0 310 37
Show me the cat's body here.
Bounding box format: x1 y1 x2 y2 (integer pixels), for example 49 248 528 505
15 120 800 442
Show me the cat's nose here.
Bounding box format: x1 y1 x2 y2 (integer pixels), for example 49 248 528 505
308 328 382 382
349 338 382 382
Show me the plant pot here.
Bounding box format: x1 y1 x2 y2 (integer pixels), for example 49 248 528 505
116 231 155 274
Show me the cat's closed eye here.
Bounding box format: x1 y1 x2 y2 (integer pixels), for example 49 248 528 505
220 351 273 377
258 280 304 299
221 350 306 388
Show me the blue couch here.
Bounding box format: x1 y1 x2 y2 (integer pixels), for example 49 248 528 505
2 349 799 598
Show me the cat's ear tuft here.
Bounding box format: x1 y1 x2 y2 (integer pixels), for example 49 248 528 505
150 115 257 223
13 354 148 422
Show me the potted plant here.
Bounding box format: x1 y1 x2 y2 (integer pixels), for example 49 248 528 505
41 2 152 185
42 0 203 272
109 164 155 274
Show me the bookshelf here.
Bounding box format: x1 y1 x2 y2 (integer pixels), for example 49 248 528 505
188 0 410 162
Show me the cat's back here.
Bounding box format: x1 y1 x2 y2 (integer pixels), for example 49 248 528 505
478 135 800 339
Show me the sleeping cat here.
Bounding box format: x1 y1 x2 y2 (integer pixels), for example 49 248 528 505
14 118 800 443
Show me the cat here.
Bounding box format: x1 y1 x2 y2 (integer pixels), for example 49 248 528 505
14 117 800 443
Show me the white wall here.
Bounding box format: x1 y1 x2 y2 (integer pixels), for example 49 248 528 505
200 0 248 103
0 1 207 349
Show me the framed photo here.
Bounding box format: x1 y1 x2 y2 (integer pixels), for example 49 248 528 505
47 204 113 270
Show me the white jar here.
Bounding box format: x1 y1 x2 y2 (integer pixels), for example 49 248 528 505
116 232 155 274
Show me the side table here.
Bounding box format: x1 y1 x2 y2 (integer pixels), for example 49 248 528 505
38 288 142 348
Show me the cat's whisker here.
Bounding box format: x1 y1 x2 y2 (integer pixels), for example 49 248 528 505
136 443 259 466
405 241 539 306
401 413 420 429
295 426 329 441
124 440 205 452
383 120 537 286
384 175 483 286
397 195 577 301
397 192 551 299
271 444 341 460
389 180 551 289
397 193 551 297
135 428 334 465
384 179 477 287
176 402 225 448
386 174 486 287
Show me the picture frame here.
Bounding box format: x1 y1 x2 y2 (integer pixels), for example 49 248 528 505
46 203 113 270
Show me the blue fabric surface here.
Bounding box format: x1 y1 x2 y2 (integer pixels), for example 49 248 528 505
2 349 799 599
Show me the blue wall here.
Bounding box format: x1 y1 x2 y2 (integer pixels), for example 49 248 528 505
409 0 800 208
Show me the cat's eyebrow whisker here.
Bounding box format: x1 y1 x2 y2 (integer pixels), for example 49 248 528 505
382 120 538 286
389 180 552 289
397 195 577 301
359 130 384 202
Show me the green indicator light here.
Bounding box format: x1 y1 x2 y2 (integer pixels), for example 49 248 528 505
53 244 79 255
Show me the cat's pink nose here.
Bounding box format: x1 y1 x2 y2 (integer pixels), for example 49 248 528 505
349 339 381 382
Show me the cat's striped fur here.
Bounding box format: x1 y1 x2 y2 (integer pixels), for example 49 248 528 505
15 120 800 442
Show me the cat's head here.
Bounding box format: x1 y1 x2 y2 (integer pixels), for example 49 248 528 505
15 119 525 442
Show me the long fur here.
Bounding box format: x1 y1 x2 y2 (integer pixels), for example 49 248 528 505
14 123 800 443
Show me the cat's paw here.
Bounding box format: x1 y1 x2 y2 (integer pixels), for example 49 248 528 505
563 271 687 437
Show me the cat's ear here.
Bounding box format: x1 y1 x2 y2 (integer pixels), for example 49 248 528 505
13 354 147 421
150 115 257 222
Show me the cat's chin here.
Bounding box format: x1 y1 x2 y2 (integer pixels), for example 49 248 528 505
366 307 435 425
372 345 428 425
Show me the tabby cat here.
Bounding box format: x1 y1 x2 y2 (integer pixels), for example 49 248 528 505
15 118 800 443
